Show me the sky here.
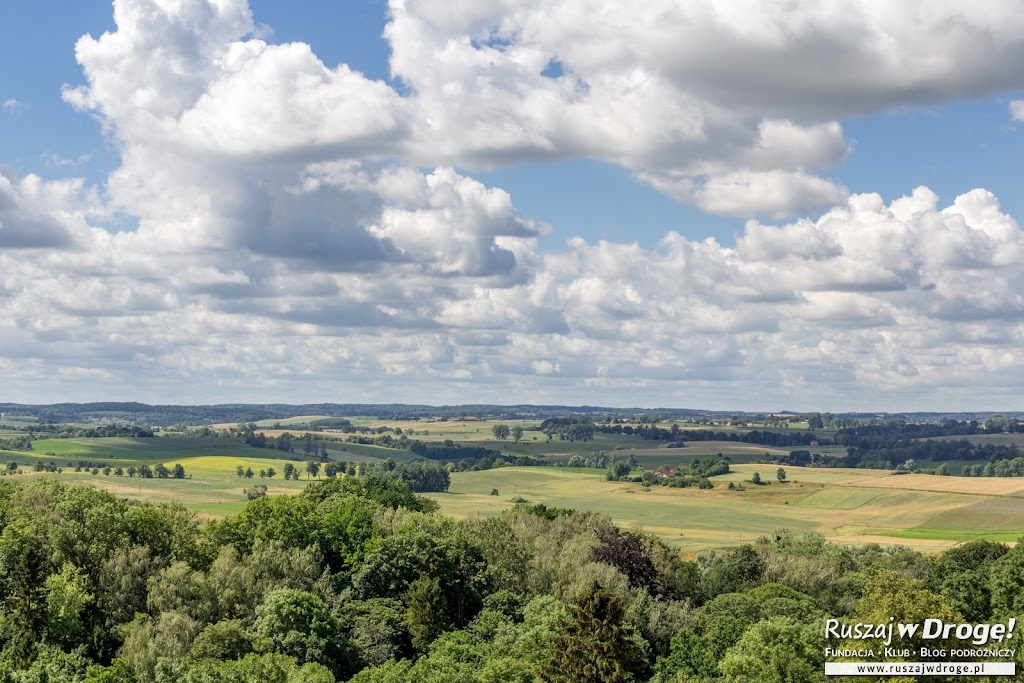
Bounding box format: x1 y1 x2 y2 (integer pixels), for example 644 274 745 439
2 0 1024 412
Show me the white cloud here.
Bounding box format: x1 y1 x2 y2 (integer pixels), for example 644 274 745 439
5 172 1024 409
0 169 96 248
645 169 850 219
2 99 23 112
65 0 1024 223
385 0 1024 217
43 153 93 169
1011 99 1024 122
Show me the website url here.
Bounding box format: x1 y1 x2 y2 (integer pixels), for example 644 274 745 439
825 662 1015 676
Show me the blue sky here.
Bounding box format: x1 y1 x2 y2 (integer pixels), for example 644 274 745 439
2 0 1024 410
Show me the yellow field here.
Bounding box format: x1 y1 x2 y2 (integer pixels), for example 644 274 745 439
627 442 792 457
207 415 335 429
839 472 1024 496
722 465 1024 495
16 453 311 511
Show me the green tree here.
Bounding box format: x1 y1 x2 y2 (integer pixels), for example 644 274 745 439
491 424 511 440
12 646 92 683
173 463 186 479
160 652 334 683
719 616 825 683
404 575 451 652
189 619 254 660
606 461 631 481
512 426 524 443
776 467 786 482
237 464 246 478
44 562 94 649
98 544 161 630
306 461 321 480
0 518 50 666
750 471 762 485
119 610 203 682
266 467 276 479
990 545 1024 616
342 598 411 669
538 581 647 683
853 570 962 658
253 588 345 675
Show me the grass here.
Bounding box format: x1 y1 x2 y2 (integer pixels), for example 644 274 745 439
189 501 255 517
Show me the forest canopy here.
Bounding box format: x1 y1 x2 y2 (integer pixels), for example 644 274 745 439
0 478 1022 682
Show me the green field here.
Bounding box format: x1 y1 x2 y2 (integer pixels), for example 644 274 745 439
0 437 320 513
24 436 266 461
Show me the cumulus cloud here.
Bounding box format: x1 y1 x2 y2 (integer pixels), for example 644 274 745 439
62 0 530 279
0 169 95 248
6 174 1024 409
65 0 1024 223
2 99 23 113
386 0 1024 216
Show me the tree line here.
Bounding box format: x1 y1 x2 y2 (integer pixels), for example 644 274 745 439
838 439 1019 469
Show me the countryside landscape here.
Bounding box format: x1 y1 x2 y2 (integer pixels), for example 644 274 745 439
5 404 1024 552
6 0 1024 680
4 402 1024 681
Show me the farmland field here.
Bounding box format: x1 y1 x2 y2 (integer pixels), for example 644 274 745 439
426 463 1024 552
0 451 313 512
5 422 1024 553
0 437 318 513
26 436 265 461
